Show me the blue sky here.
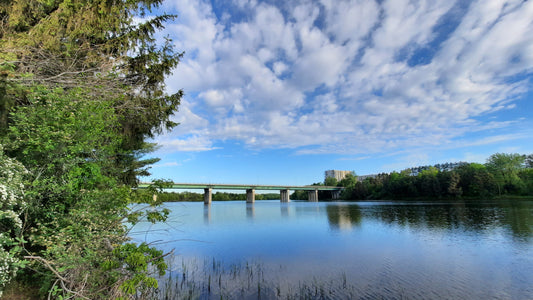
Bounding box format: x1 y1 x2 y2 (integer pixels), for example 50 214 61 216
144 0 533 186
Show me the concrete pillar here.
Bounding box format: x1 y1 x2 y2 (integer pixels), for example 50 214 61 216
308 189 318 202
280 189 290 202
204 188 212 205
332 190 341 200
246 189 255 203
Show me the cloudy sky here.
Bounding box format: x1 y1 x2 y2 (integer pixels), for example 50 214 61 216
147 0 533 185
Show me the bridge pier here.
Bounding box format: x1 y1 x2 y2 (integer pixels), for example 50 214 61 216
280 189 290 202
204 188 212 205
308 189 318 202
246 189 255 203
332 190 341 200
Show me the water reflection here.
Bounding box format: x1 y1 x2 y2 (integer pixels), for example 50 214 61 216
133 200 533 299
203 205 211 224
280 203 290 218
342 200 533 241
246 203 255 220
326 204 362 231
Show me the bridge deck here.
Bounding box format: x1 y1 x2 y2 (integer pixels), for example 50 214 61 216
139 183 343 191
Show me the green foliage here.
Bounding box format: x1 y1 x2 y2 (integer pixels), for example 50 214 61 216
444 171 463 198
324 177 338 186
338 157 533 200
455 164 497 197
485 153 526 195
0 146 28 296
0 81 175 300
290 190 308 200
0 0 183 184
0 0 181 297
519 168 533 195
338 174 357 188
3 86 120 171
157 191 282 202
103 242 168 298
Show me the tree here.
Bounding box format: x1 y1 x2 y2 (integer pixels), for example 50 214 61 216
417 167 441 197
0 0 182 297
290 190 307 200
0 0 183 184
1 86 173 298
525 154 533 169
485 153 525 195
518 168 533 195
338 173 358 187
324 176 338 186
440 171 462 198
454 163 496 197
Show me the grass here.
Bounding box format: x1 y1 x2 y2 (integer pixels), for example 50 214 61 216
149 257 358 300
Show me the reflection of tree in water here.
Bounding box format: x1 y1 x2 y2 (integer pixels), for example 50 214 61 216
362 200 532 241
326 204 362 231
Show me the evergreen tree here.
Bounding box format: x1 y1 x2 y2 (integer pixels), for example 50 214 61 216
0 0 183 184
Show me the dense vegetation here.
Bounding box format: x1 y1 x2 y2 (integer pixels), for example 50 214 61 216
0 1 181 298
312 153 533 201
157 192 281 202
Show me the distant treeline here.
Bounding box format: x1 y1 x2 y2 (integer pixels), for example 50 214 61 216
157 191 281 202
295 153 533 200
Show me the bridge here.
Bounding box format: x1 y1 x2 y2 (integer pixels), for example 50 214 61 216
139 183 344 204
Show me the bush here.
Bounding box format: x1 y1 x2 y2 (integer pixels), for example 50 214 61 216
0 146 28 297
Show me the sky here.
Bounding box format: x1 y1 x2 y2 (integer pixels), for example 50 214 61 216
144 0 533 186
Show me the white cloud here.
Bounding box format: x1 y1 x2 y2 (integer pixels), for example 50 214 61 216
272 61 288 76
158 0 533 156
321 0 379 45
200 89 224 106
167 99 208 133
153 161 182 168
158 135 219 152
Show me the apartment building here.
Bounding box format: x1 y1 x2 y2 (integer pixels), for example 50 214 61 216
324 170 354 182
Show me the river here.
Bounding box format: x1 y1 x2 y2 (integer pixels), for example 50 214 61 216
130 199 533 299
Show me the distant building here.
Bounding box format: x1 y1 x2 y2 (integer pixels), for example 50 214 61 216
325 170 354 182
357 174 379 182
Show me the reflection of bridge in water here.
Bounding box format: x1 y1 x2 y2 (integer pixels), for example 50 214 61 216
142 183 344 204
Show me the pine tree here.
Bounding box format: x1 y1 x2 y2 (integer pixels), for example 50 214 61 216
0 0 183 183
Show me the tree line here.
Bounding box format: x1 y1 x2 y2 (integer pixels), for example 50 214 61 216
320 153 533 200
1 1 181 298
157 192 281 202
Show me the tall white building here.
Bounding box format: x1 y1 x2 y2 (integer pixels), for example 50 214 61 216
324 170 354 182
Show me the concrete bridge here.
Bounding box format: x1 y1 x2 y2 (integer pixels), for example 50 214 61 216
140 183 343 204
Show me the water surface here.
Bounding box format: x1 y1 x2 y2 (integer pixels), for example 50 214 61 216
131 200 533 299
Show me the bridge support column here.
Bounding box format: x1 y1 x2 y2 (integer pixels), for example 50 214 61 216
308 189 318 202
280 189 290 202
246 189 255 203
204 188 212 205
332 190 341 200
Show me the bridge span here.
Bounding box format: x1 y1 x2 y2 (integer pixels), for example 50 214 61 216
140 183 344 204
